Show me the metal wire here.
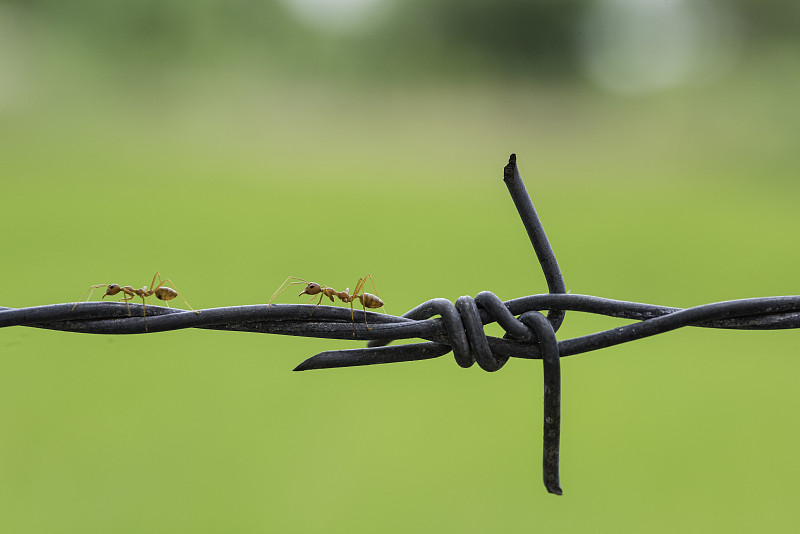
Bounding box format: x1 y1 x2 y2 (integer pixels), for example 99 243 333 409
3 295 797 347
3 154 798 496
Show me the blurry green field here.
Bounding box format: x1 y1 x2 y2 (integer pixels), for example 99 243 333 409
2 66 800 533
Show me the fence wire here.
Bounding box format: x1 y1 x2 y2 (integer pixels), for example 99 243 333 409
2 154 798 495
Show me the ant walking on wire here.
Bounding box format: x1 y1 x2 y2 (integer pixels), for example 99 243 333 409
73 271 198 331
267 275 385 335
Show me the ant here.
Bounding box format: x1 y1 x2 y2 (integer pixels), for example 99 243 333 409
72 271 198 331
267 275 385 334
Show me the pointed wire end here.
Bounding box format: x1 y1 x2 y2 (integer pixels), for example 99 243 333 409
293 349 354 371
547 485 563 496
293 360 314 372
293 343 452 372
292 349 361 371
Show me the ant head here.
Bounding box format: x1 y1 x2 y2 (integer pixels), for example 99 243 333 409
299 283 322 296
103 284 122 298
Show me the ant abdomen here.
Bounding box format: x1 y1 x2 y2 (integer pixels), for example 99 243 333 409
154 287 178 301
360 293 384 309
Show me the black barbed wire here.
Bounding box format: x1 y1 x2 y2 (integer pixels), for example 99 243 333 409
2 154 799 496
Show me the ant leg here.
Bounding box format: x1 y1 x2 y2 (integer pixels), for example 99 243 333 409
362 301 371 331
141 296 148 332
348 277 373 333
351 277 371 332
353 276 367 296
268 276 309 306
120 293 135 317
149 271 162 292
308 292 325 316
155 278 198 313
361 273 387 314
350 301 356 336
72 284 109 310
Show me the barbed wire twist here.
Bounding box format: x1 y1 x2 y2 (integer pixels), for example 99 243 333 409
3 154 799 495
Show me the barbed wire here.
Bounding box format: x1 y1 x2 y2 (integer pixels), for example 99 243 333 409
2 154 798 496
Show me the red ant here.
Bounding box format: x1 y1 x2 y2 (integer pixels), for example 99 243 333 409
73 271 198 331
268 275 385 334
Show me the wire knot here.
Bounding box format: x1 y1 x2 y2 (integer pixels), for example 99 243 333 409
398 291 557 372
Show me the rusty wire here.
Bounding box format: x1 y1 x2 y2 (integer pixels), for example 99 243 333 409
3 154 799 495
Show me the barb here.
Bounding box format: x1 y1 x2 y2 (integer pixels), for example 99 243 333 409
3 154 798 496
503 153 567 331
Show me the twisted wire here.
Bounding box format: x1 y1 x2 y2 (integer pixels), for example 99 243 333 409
3 154 798 496
4 295 798 349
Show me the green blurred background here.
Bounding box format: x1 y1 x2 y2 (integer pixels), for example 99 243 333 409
2 0 800 531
